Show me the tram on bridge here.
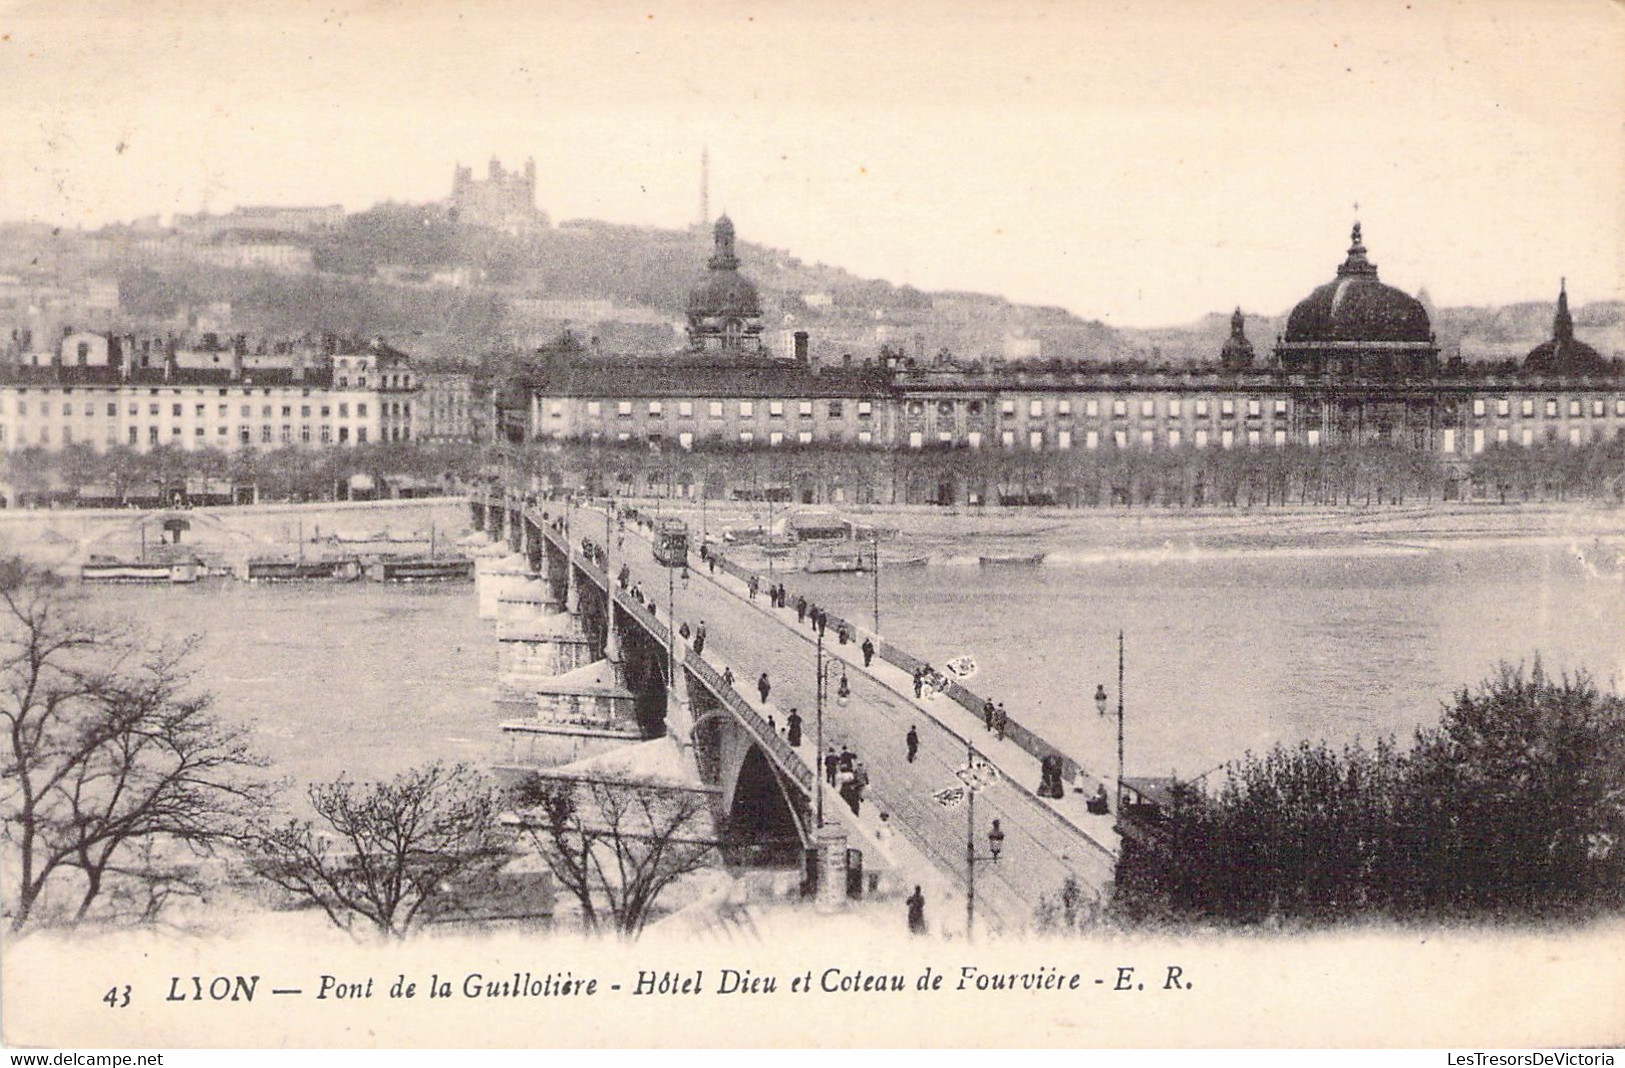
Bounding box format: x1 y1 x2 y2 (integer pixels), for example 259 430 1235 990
653 519 689 567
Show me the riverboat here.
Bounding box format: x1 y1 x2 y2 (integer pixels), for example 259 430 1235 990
978 552 1046 567
247 557 361 582
365 555 475 582
80 556 199 584
805 545 869 574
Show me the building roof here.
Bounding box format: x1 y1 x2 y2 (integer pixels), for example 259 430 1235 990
1283 224 1433 346
547 359 892 399
0 363 335 389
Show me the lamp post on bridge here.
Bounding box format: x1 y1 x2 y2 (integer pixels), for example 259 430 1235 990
812 625 854 910
961 741 1002 942
870 526 881 635
1116 629 1125 813
814 627 828 830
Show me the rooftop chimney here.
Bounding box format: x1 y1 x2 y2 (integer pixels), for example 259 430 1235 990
794 331 809 365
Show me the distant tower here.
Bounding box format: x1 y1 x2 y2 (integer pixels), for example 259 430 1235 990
699 147 710 228
1219 307 1256 371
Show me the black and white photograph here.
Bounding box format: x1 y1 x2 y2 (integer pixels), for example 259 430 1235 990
1 0 1622 1054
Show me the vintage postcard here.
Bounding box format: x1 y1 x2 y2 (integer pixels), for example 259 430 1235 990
1 0 1622 1052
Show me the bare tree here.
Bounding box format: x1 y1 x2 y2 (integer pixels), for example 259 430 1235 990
510 774 717 938
251 762 510 938
0 559 274 931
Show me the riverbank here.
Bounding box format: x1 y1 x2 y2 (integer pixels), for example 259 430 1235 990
0 496 475 572
636 498 1625 572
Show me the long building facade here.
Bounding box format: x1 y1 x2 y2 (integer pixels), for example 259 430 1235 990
0 333 418 455
506 219 1623 503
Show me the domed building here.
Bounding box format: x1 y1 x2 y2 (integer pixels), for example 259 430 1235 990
1274 223 1439 379
1219 307 1255 371
686 215 765 355
1524 280 1608 375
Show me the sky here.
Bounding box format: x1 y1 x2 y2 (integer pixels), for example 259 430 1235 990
1 0 1621 327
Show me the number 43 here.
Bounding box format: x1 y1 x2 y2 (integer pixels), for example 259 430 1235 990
104 985 131 1009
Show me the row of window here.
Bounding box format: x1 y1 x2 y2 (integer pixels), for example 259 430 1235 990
570 424 1625 454
1470 397 1625 419
986 397 1292 419
599 429 854 448
591 427 1290 451
570 399 878 420
1460 426 1620 450
1 399 377 419
9 386 318 398
0 424 375 446
558 394 1625 428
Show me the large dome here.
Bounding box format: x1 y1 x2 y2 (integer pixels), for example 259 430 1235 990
1284 223 1432 344
685 214 761 318
686 270 761 317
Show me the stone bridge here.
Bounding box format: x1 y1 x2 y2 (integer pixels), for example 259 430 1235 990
472 488 1118 933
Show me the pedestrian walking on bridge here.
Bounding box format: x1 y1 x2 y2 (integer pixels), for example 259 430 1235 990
906 886 927 935
905 725 919 763
824 747 840 787
786 708 802 747
757 672 771 704
861 637 875 668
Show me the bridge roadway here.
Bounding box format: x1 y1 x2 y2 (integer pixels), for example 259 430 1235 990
532 501 1116 935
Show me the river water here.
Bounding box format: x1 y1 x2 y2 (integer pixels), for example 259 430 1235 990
77 526 1625 787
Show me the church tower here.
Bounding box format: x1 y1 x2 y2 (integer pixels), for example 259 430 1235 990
685 216 764 355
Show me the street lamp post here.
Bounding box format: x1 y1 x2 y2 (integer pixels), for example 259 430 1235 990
814 627 828 830
963 741 1002 941
667 558 679 691
1116 629 1125 811
870 526 881 635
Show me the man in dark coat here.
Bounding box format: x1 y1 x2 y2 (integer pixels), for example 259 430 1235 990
907 886 926 935
786 708 803 747
861 637 875 668
757 672 771 704
905 725 919 763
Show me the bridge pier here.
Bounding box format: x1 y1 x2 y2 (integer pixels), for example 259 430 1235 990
477 552 540 620
565 555 581 615
499 655 645 768
506 502 524 553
